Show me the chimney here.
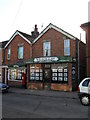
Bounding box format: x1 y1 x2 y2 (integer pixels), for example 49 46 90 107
31 24 39 38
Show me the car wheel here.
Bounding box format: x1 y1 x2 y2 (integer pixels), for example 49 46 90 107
80 95 90 106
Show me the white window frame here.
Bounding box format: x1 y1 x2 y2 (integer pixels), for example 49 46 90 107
18 45 23 59
43 41 51 56
7 47 11 60
64 39 70 56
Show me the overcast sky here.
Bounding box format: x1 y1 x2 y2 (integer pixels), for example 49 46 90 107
0 0 89 43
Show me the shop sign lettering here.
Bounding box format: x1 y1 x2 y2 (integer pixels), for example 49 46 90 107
34 57 58 63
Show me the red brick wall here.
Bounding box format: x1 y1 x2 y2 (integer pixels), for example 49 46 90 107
79 41 86 81
5 35 31 65
86 27 90 77
32 28 77 58
0 48 3 65
81 25 90 77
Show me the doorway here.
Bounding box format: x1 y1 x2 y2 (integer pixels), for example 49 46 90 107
43 64 51 90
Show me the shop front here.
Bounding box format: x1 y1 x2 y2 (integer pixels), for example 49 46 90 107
0 66 8 84
7 64 27 88
27 56 77 91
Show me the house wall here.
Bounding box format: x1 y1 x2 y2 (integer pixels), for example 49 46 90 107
0 48 3 65
5 35 31 65
79 41 86 82
86 26 90 77
32 28 77 58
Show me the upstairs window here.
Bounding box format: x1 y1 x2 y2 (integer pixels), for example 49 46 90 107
7 47 11 60
43 41 50 56
64 39 70 56
18 46 23 59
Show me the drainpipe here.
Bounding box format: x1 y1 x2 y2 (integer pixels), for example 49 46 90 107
30 43 32 58
77 34 81 85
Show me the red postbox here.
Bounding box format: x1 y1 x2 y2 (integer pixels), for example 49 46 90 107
22 72 25 87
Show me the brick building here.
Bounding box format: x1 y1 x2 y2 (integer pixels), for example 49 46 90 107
0 41 8 83
4 23 86 91
81 22 90 77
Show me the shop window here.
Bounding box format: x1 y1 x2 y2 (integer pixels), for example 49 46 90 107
8 68 25 81
30 64 43 82
18 46 23 59
0 69 2 82
64 39 70 56
51 64 68 83
43 41 50 56
7 47 11 60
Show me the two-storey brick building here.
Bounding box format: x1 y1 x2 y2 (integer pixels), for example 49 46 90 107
0 41 8 83
4 23 86 91
81 22 90 77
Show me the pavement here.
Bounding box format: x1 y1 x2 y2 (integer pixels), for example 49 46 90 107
8 87 78 99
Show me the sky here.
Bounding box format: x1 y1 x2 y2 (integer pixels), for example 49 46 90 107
0 0 89 43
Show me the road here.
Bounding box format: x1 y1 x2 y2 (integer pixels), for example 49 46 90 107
2 91 89 118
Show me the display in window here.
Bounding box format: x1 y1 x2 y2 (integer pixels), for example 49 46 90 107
58 69 63 72
58 77 63 81
64 73 68 77
40 73 42 76
52 77 57 81
52 69 57 72
36 73 39 76
40 69 42 72
35 77 39 80
64 77 68 81
52 73 57 76
36 69 39 72
30 72 34 80
58 73 63 76
40 77 42 80
64 69 68 72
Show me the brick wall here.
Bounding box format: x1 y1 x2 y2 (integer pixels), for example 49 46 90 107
5 35 31 65
32 28 77 58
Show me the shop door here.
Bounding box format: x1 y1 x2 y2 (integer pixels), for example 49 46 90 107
43 65 51 90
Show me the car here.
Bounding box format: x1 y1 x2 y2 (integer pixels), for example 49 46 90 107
0 82 9 93
78 78 90 106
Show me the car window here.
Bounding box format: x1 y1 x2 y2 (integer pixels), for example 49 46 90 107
82 80 89 87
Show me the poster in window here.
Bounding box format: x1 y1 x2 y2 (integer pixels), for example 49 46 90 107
52 69 57 72
52 77 57 81
58 73 63 76
40 77 42 80
64 73 67 77
36 73 39 76
40 69 42 72
30 72 34 80
64 77 68 81
58 77 63 81
64 69 68 72
40 73 42 76
52 73 57 76
58 69 63 72
36 77 39 80
36 69 39 72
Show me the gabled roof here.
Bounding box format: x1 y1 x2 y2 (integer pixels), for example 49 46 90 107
81 22 90 28
0 40 8 48
33 23 76 44
5 30 34 48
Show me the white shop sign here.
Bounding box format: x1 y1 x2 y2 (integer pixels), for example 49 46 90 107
34 57 58 63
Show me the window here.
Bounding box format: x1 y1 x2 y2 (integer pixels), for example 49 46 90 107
30 64 43 82
7 47 11 60
82 80 89 87
51 64 68 83
64 39 70 56
8 68 25 81
43 41 50 56
18 46 23 59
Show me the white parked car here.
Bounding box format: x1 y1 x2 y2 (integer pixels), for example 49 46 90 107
78 78 90 106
